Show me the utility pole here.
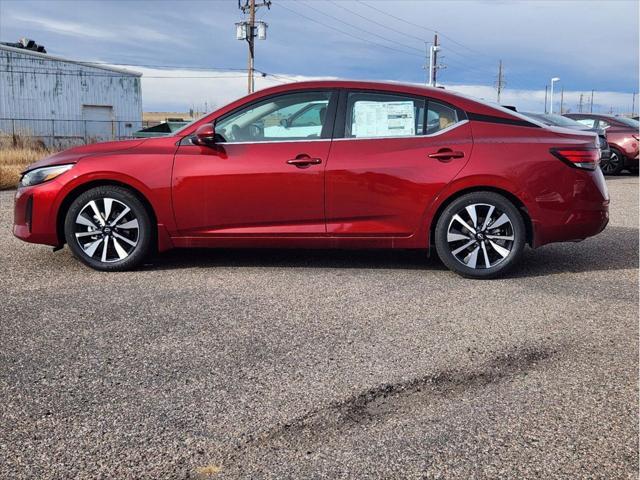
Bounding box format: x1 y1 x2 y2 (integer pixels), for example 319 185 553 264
544 85 548 113
559 87 564 114
426 33 446 87
237 0 270 94
432 33 439 86
578 93 584 113
423 42 430 86
495 60 505 103
549 77 559 114
590 89 594 113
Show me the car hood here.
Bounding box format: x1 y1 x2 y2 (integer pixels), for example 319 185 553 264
24 138 147 172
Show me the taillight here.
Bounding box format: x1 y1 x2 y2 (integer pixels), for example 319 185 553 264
550 147 600 171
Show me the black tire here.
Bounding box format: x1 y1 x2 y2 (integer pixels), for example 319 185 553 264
64 185 152 271
602 148 625 175
434 192 526 279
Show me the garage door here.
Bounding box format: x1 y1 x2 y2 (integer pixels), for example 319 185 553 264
82 105 114 143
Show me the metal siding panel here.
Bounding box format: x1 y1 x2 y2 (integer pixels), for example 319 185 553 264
0 46 142 145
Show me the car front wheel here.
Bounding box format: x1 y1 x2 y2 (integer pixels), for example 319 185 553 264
64 185 152 271
434 192 526 279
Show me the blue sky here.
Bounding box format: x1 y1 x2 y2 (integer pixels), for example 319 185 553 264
1 0 638 113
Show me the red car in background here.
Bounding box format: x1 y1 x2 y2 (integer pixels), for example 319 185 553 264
564 113 639 175
13 81 609 278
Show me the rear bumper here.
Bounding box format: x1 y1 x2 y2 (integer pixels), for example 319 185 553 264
534 207 608 246
532 167 609 247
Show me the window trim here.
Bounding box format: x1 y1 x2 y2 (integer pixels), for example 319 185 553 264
211 89 339 144
332 119 469 142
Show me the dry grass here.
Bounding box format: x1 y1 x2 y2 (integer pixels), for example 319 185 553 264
0 135 56 190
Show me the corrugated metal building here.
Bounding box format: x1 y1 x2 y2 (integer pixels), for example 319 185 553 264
0 41 142 146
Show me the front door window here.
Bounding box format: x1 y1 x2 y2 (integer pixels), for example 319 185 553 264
216 91 332 142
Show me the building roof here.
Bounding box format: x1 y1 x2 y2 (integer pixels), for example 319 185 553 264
0 43 142 77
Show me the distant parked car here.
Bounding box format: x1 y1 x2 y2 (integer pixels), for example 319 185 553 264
564 113 639 175
134 121 189 138
522 112 613 174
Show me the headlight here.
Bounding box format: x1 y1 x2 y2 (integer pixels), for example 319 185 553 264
20 164 74 187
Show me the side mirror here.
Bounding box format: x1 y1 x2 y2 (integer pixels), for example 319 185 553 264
280 118 290 128
192 123 217 146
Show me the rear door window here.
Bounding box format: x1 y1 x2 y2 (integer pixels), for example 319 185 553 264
345 92 425 138
426 101 463 134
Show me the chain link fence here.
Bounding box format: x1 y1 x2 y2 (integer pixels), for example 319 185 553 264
0 118 157 148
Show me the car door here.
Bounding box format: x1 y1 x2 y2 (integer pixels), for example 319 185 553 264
172 90 337 236
325 90 473 236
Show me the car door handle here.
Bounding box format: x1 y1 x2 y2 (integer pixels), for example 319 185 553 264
428 149 465 161
287 155 322 168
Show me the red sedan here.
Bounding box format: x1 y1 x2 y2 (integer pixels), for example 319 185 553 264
13 81 609 278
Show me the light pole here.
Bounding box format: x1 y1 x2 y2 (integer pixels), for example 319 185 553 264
549 77 560 114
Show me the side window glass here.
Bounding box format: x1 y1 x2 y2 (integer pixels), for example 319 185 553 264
598 119 611 129
289 103 326 128
346 92 425 138
426 101 461 134
576 118 596 128
216 91 331 142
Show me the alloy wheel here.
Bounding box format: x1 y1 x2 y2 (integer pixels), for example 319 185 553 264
446 203 515 269
601 151 621 175
74 197 139 263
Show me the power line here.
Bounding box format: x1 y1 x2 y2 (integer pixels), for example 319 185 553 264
0 69 252 78
354 0 533 86
275 2 423 58
327 0 426 44
351 0 494 67
300 0 422 54
356 0 493 60
0 63 294 81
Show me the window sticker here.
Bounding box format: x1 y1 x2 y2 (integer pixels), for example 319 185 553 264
352 101 415 138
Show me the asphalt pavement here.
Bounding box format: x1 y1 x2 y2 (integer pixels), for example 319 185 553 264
1 175 638 479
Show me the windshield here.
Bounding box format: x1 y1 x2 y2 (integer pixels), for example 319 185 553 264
614 116 640 128
522 112 584 128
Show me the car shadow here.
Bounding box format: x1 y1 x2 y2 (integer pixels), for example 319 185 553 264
143 225 638 278
510 225 638 278
605 171 639 180
145 247 444 272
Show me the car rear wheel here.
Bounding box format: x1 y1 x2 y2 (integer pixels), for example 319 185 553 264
434 192 526 279
602 148 625 175
64 186 152 271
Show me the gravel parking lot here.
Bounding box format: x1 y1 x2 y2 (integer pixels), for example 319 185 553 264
1 176 638 479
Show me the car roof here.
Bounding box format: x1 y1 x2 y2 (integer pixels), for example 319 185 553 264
566 113 616 119
237 80 540 121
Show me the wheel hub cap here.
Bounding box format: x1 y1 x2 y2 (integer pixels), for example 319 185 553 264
74 197 139 263
446 203 515 270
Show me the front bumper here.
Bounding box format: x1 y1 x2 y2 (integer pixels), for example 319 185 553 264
13 183 62 247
